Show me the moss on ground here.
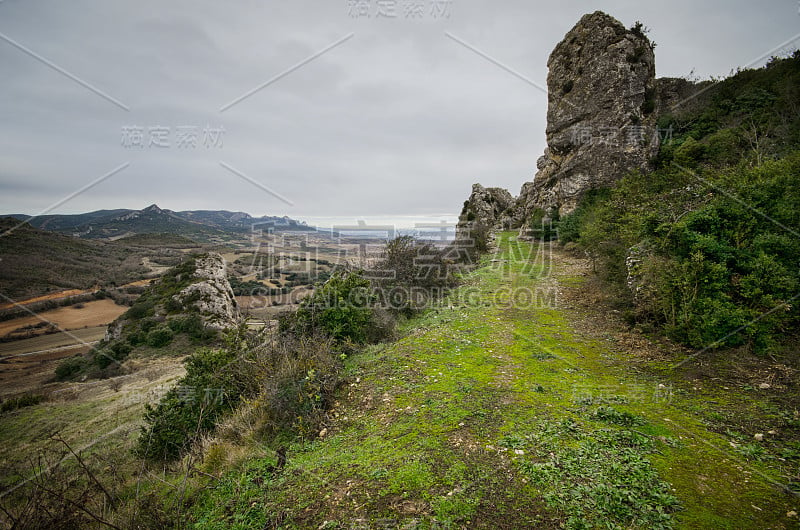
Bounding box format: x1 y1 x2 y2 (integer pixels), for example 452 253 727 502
187 233 798 528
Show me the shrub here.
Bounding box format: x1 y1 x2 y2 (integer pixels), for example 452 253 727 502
291 271 375 343
256 334 339 439
168 314 216 342
0 393 45 413
228 276 271 296
136 345 240 461
146 325 174 348
572 147 800 352
558 215 582 245
55 356 87 381
127 299 155 320
372 236 458 316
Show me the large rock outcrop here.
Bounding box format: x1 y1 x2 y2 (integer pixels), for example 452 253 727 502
516 11 660 221
454 184 521 251
173 253 238 330
453 12 703 244
456 184 517 232
104 252 238 342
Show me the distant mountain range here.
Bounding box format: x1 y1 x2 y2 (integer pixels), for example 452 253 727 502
6 204 314 241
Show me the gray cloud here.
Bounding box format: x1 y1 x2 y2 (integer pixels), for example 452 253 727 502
1 0 798 222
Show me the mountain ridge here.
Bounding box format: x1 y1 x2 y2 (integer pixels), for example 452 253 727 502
6 204 313 241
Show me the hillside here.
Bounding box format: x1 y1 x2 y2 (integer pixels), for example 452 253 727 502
177 210 313 232
55 253 237 381
0 217 148 300
556 52 800 354
5 235 796 527
9 204 231 242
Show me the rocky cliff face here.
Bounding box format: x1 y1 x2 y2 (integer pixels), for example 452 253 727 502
517 11 660 220
455 11 700 242
173 253 238 330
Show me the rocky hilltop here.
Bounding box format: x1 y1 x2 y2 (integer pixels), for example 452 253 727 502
456 184 518 231
454 184 520 251
458 11 698 238
173 253 238 330
105 252 238 343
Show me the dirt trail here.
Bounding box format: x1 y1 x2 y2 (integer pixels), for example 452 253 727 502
222 233 799 529
0 288 93 311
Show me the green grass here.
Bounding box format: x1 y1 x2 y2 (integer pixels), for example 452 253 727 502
186 233 799 528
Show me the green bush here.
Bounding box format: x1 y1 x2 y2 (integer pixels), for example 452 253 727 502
0 393 45 413
372 236 458 316
93 340 132 369
290 271 375 343
571 153 800 353
146 325 174 348
168 314 216 342
127 299 155 320
55 355 87 381
256 335 339 439
228 276 271 296
136 345 240 461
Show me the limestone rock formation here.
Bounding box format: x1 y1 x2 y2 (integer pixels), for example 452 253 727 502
458 184 518 230
103 252 238 342
455 184 520 254
455 183 521 249
173 253 238 330
517 11 660 220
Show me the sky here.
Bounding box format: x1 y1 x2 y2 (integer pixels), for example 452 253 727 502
1 0 798 227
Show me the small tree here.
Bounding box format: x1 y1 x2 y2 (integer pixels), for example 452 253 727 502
293 271 375 343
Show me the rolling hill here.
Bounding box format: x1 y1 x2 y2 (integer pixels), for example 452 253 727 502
0 217 149 300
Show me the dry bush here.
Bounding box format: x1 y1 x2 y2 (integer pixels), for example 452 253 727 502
0 439 120 529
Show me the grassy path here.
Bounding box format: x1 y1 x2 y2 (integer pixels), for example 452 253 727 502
192 233 798 529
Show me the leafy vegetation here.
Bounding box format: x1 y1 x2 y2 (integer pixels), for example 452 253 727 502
227 276 275 296
287 271 377 343
136 333 245 461
556 53 800 353
512 421 678 528
372 235 459 316
0 393 45 413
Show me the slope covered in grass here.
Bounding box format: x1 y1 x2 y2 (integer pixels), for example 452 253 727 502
187 233 798 529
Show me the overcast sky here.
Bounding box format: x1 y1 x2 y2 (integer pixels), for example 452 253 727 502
1 0 798 226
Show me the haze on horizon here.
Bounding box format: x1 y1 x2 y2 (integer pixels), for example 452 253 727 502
1 0 798 222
